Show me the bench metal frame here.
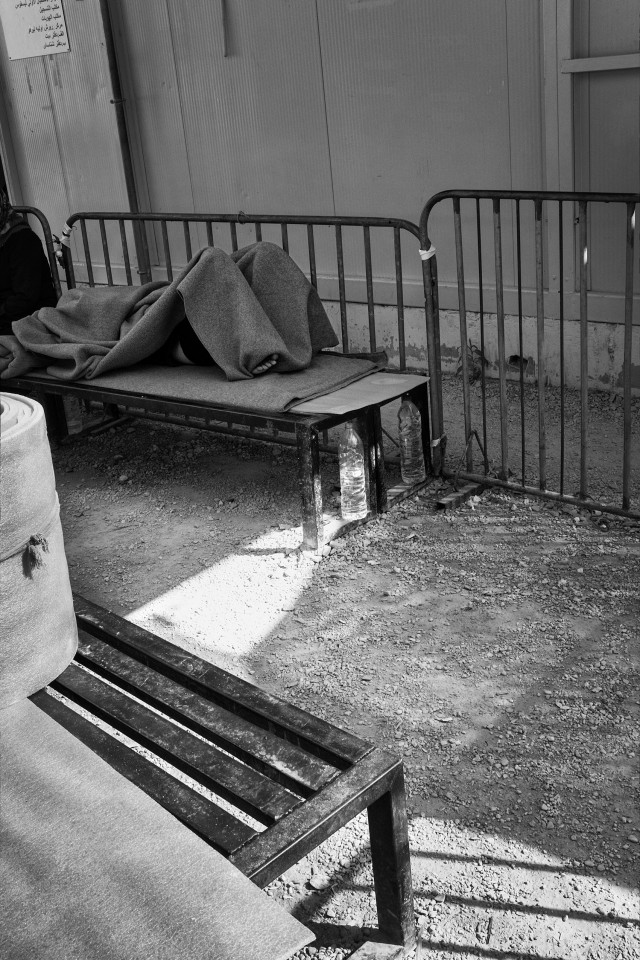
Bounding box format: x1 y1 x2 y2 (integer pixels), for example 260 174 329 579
11 372 430 552
31 597 415 950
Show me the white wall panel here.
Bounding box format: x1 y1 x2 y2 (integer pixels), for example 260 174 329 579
113 0 334 218
316 0 544 295
0 0 128 270
574 0 640 299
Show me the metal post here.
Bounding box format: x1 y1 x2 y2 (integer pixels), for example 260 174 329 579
454 198 473 470
622 203 636 510
578 200 589 500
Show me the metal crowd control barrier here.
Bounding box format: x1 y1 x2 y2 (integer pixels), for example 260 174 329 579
56 210 424 362
419 190 639 519
44 209 437 456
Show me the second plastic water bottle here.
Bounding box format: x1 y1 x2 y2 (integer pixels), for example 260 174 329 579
338 422 368 521
398 398 426 484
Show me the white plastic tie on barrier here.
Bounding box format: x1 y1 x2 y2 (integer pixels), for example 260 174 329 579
419 244 436 261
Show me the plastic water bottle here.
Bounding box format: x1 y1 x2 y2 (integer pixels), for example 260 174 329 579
63 396 83 435
398 398 426 484
338 422 368 521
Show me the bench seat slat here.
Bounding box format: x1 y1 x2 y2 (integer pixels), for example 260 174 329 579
53 663 302 825
74 597 371 766
76 631 338 795
31 688 257 855
230 748 403 887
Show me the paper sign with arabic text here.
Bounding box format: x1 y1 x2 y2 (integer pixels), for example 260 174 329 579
0 0 70 60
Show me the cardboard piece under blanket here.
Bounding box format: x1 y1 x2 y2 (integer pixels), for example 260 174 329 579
0 699 314 960
30 353 377 415
288 372 430 416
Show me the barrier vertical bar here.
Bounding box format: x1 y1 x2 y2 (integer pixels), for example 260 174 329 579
60 231 76 290
578 200 589 499
280 223 289 255
363 225 376 352
206 221 214 247
476 199 489 471
422 253 444 474
559 202 565 496
98 219 113 285
535 200 546 490
307 224 317 290
183 221 192 261
516 201 525 486
453 198 473 470
335 225 349 353
394 227 406 372
80 220 94 287
160 221 173 282
493 198 508 480
119 219 132 285
622 202 636 510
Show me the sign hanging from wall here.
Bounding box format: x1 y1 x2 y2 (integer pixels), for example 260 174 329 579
0 0 70 60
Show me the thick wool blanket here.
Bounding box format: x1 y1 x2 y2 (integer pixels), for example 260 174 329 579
0 242 339 382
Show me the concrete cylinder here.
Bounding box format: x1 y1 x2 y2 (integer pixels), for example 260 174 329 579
0 393 78 708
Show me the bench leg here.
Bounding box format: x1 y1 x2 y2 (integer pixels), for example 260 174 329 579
370 406 388 513
296 422 323 551
353 410 377 522
406 383 432 476
39 391 69 443
367 767 415 950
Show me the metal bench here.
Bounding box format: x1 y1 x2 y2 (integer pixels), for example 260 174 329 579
10 367 430 553
31 595 415 951
9 207 433 552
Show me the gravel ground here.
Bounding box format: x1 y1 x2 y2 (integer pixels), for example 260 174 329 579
51 393 640 960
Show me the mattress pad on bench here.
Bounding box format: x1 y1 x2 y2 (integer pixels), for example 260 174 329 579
26 353 378 416
0 698 313 960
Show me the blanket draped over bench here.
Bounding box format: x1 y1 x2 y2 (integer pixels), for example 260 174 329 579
0 242 339 382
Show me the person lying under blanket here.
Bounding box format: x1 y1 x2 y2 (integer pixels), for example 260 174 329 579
0 241 338 382
157 316 279 376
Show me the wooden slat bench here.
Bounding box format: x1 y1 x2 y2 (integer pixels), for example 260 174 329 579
31 595 415 951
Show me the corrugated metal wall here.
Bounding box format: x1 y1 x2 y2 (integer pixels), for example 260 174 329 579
103 0 544 301
5 0 633 312
0 0 544 292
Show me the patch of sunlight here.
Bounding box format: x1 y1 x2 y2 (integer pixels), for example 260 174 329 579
409 817 640 927
125 524 315 668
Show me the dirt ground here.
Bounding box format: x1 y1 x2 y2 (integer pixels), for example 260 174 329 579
50 380 639 960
